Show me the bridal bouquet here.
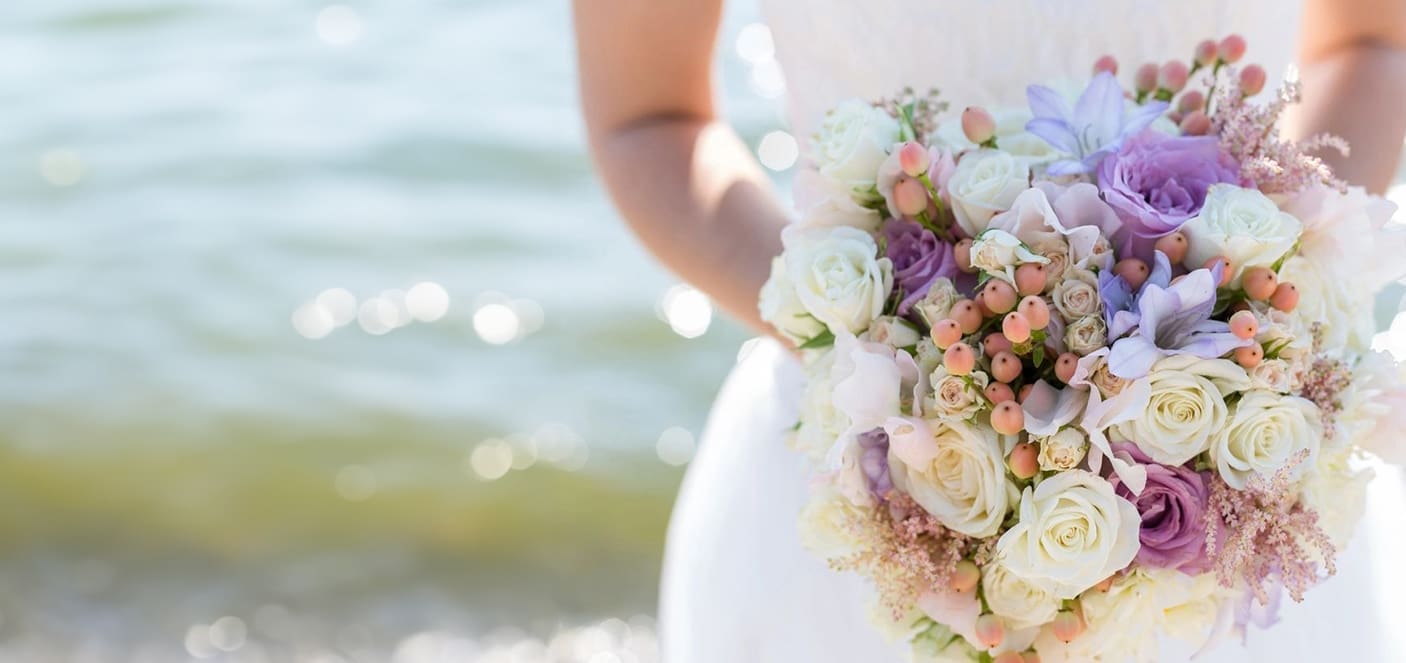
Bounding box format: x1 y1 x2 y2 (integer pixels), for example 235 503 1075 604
761 35 1406 663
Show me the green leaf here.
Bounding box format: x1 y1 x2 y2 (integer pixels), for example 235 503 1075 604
797 328 836 350
1032 344 1046 367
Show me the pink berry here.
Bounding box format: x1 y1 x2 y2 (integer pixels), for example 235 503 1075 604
1219 34 1247 64
1229 310 1259 339
1240 64 1267 96
950 559 981 593
1055 352 1080 384
1154 232 1189 264
1023 653 1042 663
962 106 997 145
1194 39 1218 67
897 141 930 178
991 401 1025 436
1093 576 1114 592
1018 296 1051 330
945 342 977 376
975 613 1005 649
1015 262 1048 296
1271 282 1299 312
1235 344 1264 368
991 350 1023 383
1051 610 1085 643
1204 256 1233 287
1180 110 1211 136
1177 90 1206 114
993 653 1024 663
1017 383 1034 403
951 299 984 334
1114 258 1151 291
1242 266 1279 301
1003 312 1032 344
1134 62 1159 93
1158 60 1189 93
984 280 1018 314
893 177 929 217
975 291 994 317
954 239 975 273
1009 442 1039 479
932 319 963 349
984 381 1016 404
1093 54 1118 75
984 332 1013 357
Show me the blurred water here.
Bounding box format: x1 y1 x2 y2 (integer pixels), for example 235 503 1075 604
0 0 790 659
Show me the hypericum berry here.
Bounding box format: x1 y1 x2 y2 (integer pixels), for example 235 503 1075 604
991 350 1023 383
1180 110 1211 136
1093 54 1118 75
1239 64 1267 96
975 613 1006 649
984 332 1013 357
1008 442 1039 479
1154 231 1189 264
1018 296 1051 330
897 141 930 178
950 559 981 593
1229 310 1259 339
1270 282 1299 312
1158 60 1189 93
945 342 977 376
1114 258 1151 290
962 106 997 145
1015 262 1048 296
1235 343 1264 368
975 291 994 317
1023 652 1042 663
1219 34 1247 64
993 652 1024 663
1242 266 1279 301
991 401 1025 436
1003 311 1032 344
1203 256 1233 287
1194 39 1218 67
893 177 929 217
1051 610 1086 643
1017 383 1034 403
1177 89 1206 114
1055 352 1080 384
951 299 984 333
1134 62 1159 93
932 319 964 349
984 381 1016 404
955 238 975 273
984 280 1019 314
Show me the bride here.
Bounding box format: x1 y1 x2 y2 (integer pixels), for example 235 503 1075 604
575 1 1406 661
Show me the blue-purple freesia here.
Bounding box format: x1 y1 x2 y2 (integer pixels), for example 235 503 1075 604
1025 72 1169 176
1099 250 1173 339
1107 266 1251 378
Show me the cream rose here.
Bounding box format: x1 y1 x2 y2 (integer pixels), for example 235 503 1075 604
888 419 1015 537
970 229 1049 284
759 255 827 343
1050 269 1100 321
1279 254 1375 352
1063 315 1107 356
982 561 1061 631
796 189 883 232
1029 235 1071 291
783 226 894 336
925 367 990 422
1248 357 1297 393
1112 355 1251 465
1299 447 1372 550
947 150 1029 237
811 99 901 200
1181 184 1303 287
1211 389 1323 490
792 350 848 461
1035 427 1088 471
912 277 961 330
798 486 870 558
867 315 922 349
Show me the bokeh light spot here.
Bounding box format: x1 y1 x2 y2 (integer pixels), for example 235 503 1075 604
209 616 247 652
757 131 798 171
474 303 520 345
734 23 774 63
39 148 84 187
292 301 336 340
406 281 450 322
468 440 513 481
658 285 712 339
655 427 696 466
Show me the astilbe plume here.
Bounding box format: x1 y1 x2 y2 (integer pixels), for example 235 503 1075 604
1202 449 1335 604
1209 71 1348 193
1297 324 1354 437
831 491 990 617
874 87 948 142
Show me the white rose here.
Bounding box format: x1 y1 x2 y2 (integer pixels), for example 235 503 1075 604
1112 355 1251 465
1338 352 1406 464
783 226 894 336
1035 427 1088 471
947 149 1029 237
1050 269 1100 321
1279 254 1375 352
1063 315 1107 356
1211 390 1323 490
1156 569 1234 650
796 189 884 232
912 277 961 329
759 255 826 343
888 419 1015 537
1029 235 1070 291
1181 185 1302 287
996 470 1140 598
1248 357 1297 393
982 562 1061 631
1299 447 1372 551
812 99 901 200
792 350 848 461
970 229 1049 284
798 486 870 558
925 367 989 422
866 315 922 349
1033 569 1160 663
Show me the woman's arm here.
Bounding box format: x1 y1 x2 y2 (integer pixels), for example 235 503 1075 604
573 0 789 333
1289 0 1406 193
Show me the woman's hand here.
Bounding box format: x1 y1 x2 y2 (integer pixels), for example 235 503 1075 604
573 0 790 334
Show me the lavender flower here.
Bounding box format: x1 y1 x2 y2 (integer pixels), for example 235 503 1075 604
1106 267 1249 378
1099 250 1173 339
884 220 958 314
1025 72 1169 176
1109 442 1212 573
858 428 892 500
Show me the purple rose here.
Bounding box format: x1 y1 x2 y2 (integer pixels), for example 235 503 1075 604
1098 130 1239 260
883 220 957 314
858 429 892 500
1108 442 1212 573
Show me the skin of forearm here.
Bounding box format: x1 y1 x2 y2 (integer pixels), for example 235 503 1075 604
1286 42 1406 193
589 117 789 333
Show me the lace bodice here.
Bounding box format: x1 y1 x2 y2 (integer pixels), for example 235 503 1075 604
758 0 1303 139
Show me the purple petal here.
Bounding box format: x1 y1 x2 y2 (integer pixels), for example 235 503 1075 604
1109 335 1162 378
1118 100 1171 141
1074 72 1126 145
1177 330 1253 359
1026 84 1072 122
1045 158 1093 176
1134 283 1174 339
1147 250 1173 290
1025 117 1080 154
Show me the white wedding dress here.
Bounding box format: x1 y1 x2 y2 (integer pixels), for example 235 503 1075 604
660 1 1406 661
